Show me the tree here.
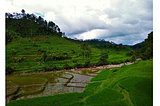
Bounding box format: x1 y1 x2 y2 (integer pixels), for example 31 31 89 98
6 66 15 75
84 59 91 67
80 42 90 50
42 53 47 62
131 55 136 62
30 13 36 22
21 9 25 15
80 42 91 58
57 27 61 32
98 52 109 65
135 31 153 60
126 50 135 56
64 62 70 69
48 21 55 29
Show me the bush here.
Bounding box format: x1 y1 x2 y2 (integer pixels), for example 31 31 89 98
125 58 131 62
13 57 26 63
11 49 16 55
98 52 109 65
126 50 135 56
131 55 136 62
43 65 57 71
64 62 71 70
6 30 18 44
74 63 83 68
71 50 75 54
42 53 47 62
84 59 91 68
6 66 15 75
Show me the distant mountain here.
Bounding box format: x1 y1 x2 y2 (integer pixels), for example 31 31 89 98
130 42 143 50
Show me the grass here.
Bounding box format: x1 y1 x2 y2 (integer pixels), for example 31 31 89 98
6 35 131 73
119 77 153 106
6 59 153 106
85 88 123 105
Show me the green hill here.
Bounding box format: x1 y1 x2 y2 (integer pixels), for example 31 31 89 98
5 11 132 74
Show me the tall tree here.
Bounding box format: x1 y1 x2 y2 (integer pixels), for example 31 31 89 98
21 9 25 16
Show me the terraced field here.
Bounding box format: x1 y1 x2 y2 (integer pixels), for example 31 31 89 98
6 60 153 106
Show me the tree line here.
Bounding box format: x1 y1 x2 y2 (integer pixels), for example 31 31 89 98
5 9 62 38
126 31 153 61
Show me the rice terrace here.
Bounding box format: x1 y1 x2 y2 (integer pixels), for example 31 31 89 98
5 7 153 106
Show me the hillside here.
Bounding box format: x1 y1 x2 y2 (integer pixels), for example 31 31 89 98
5 11 132 74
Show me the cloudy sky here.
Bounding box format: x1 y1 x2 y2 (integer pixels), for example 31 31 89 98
5 0 153 45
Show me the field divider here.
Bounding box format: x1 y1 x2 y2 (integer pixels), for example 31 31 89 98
11 80 49 101
6 86 21 98
118 85 134 106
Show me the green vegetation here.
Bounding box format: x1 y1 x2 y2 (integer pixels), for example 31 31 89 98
6 10 153 106
6 72 64 100
6 60 153 106
5 10 132 74
129 31 153 60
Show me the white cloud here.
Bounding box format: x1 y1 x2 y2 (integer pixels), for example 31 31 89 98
5 0 153 45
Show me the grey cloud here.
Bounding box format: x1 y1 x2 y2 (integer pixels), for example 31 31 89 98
104 8 122 19
5 0 153 45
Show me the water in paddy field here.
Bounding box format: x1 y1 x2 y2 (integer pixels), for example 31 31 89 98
6 62 133 103
6 71 95 103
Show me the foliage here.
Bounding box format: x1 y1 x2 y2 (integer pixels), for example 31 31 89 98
98 52 109 65
6 30 18 44
5 10 133 74
119 77 153 106
6 66 15 75
5 9 62 38
134 31 153 60
7 60 153 106
42 52 47 62
64 61 71 69
80 42 91 58
131 55 136 62
126 50 135 56
84 59 91 68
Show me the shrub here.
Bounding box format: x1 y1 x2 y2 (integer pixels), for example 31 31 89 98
71 50 75 54
84 59 91 68
13 57 26 63
72 59 77 63
125 58 131 62
98 52 109 65
11 49 16 55
126 50 135 56
64 62 70 70
6 66 15 75
42 53 47 62
131 55 136 62
6 30 18 44
74 63 83 68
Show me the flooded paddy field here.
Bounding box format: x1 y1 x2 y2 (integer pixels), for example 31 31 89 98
6 62 133 103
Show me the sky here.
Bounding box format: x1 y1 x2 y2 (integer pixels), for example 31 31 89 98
5 0 153 45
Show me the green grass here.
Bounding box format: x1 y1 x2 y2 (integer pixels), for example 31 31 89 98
6 59 153 106
6 35 131 73
85 88 123 105
6 92 85 106
119 77 153 106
